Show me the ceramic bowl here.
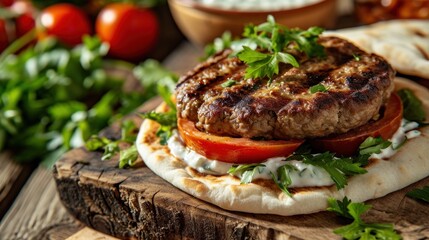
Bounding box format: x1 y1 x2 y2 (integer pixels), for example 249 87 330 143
168 0 337 46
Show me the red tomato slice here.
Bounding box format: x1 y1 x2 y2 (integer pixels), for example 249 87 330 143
178 117 304 164
310 93 403 156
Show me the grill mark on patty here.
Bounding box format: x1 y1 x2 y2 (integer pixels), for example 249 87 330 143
176 36 395 139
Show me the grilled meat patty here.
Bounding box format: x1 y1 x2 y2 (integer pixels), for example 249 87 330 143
176 36 395 139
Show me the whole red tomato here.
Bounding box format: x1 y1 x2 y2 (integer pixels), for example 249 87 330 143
39 3 92 46
0 0 14 7
0 19 10 52
96 3 159 61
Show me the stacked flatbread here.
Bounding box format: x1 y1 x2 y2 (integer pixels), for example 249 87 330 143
326 20 429 79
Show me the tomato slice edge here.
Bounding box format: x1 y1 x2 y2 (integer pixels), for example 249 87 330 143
310 93 403 156
177 117 304 164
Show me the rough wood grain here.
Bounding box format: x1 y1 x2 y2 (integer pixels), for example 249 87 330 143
53 114 429 240
0 152 34 220
0 166 83 240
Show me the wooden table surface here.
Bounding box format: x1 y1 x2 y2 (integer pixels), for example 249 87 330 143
2 9 426 240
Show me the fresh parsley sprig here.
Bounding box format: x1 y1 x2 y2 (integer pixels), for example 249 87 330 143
301 152 367 190
203 15 325 81
406 186 429 203
327 197 401 240
140 83 178 145
227 164 265 184
85 120 140 168
271 164 297 197
236 16 324 80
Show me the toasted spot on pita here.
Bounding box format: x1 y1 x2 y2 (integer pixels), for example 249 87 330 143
411 28 428 37
414 44 429 60
183 178 208 194
290 185 333 194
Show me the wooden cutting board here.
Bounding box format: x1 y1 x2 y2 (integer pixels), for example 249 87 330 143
53 97 429 240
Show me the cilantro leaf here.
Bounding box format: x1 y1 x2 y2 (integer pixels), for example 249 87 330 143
271 164 297 197
228 164 265 184
359 137 391 155
407 186 429 203
397 88 426 123
328 198 401 240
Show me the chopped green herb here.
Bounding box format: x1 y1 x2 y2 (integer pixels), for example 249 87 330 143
352 53 361 61
327 197 401 240
119 145 138 169
301 152 367 189
271 164 297 197
309 84 327 93
228 164 265 184
359 137 391 155
397 88 426 123
139 69 179 145
205 15 325 81
327 197 353 219
407 186 429 203
0 35 150 166
203 31 232 60
84 120 139 168
221 79 237 88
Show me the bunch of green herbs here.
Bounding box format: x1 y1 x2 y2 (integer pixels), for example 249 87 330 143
0 36 152 166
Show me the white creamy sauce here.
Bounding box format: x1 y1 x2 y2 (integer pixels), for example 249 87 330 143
194 0 322 11
168 119 421 187
168 130 333 187
370 120 420 160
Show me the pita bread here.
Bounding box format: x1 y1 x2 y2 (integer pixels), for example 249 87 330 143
136 77 429 216
325 20 429 79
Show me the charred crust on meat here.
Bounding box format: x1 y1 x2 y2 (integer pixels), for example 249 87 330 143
176 36 395 139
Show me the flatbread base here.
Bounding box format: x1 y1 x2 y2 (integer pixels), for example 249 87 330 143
136 77 429 216
325 20 429 79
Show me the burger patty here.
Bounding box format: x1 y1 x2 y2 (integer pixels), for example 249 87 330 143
176 36 395 139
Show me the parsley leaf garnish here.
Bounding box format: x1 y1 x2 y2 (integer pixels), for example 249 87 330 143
271 164 297 197
327 197 353 219
203 31 232 60
397 88 426 123
406 186 429 203
327 197 402 240
228 164 265 184
140 72 178 145
205 15 325 81
359 137 391 155
85 119 139 168
301 152 367 189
